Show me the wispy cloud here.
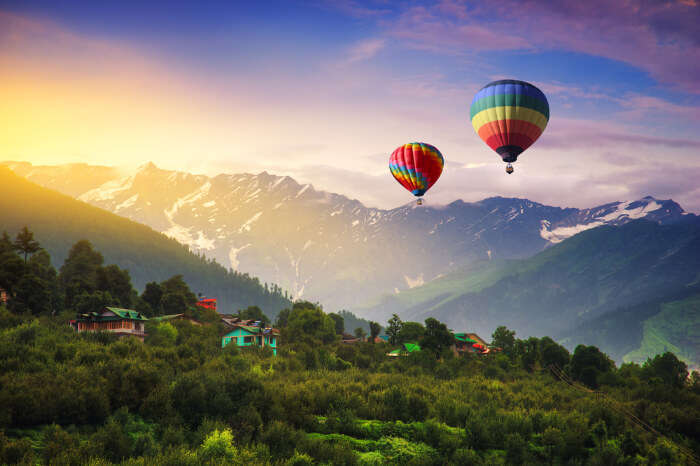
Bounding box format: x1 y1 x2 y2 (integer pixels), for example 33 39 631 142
339 38 385 66
320 0 392 18
386 5 526 53
371 0 700 93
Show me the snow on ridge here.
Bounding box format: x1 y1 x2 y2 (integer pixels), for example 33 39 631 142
164 182 212 219
192 231 215 251
539 199 665 244
540 220 603 244
115 194 139 211
600 200 661 222
203 200 216 207
269 176 286 190
163 223 193 246
229 244 251 269
296 184 310 198
79 176 134 203
238 212 263 233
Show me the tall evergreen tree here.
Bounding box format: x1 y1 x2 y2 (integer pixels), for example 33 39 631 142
140 282 164 316
386 314 403 345
422 318 454 358
13 226 41 263
0 232 23 297
59 240 104 309
369 321 381 343
96 265 135 308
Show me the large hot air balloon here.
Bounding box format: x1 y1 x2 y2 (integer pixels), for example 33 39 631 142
470 80 549 174
389 142 444 205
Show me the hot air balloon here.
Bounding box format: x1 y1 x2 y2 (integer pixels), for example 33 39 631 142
470 80 549 174
389 142 444 205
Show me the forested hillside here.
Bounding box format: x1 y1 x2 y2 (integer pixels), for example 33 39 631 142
361 218 700 368
0 167 290 315
0 222 698 464
0 305 698 465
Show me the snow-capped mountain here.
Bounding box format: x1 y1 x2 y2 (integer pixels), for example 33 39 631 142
7 161 692 311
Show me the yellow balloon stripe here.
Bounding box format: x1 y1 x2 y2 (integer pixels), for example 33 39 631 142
471 106 548 133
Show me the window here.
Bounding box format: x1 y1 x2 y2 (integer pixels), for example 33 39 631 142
244 336 253 344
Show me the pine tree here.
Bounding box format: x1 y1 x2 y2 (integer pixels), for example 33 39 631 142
13 226 41 263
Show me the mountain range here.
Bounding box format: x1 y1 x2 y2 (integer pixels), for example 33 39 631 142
3 161 689 312
4 161 698 367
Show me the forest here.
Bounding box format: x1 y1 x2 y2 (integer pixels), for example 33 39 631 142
0 227 699 465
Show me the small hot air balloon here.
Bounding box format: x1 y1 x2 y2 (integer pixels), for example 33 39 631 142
389 142 444 205
470 80 549 174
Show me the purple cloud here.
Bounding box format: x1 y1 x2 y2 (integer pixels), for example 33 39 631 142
379 0 700 93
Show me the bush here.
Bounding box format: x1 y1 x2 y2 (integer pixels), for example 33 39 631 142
199 429 237 463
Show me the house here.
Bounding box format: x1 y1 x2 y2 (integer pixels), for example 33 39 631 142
221 317 279 355
70 307 148 341
0 287 7 305
341 333 361 344
454 333 490 355
387 342 421 357
196 297 217 312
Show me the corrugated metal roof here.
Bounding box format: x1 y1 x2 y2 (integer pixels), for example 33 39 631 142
104 307 149 321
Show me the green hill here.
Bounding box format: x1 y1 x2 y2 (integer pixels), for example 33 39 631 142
0 166 291 315
623 293 700 369
359 219 700 366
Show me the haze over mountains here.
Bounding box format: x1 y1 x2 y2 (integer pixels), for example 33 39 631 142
4 161 692 310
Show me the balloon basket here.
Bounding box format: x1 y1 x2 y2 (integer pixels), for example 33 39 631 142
416 198 423 206
505 163 514 174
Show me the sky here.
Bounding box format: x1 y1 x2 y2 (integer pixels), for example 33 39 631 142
1 0 700 211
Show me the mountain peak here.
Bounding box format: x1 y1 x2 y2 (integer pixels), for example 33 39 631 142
136 161 159 173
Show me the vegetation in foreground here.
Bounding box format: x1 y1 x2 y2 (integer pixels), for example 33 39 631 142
0 228 699 465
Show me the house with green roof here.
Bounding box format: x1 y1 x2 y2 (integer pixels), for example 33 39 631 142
70 307 149 341
454 332 490 354
221 317 280 355
387 342 421 357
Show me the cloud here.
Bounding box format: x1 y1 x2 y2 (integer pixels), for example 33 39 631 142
4 9 700 214
321 0 392 18
387 5 526 53
374 0 700 93
339 38 385 66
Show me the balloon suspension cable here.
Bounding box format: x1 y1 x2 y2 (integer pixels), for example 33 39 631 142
506 163 514 174
416 198 424 206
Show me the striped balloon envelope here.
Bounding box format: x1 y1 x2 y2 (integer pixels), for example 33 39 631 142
389 142 444 203
470 80 549 169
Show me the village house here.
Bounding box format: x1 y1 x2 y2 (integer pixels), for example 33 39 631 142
70 307 149 341
0 287 8 305
221 317 279 355
196 297 217 311
387 342 421 357
454 332 490 354
341 333 361 344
